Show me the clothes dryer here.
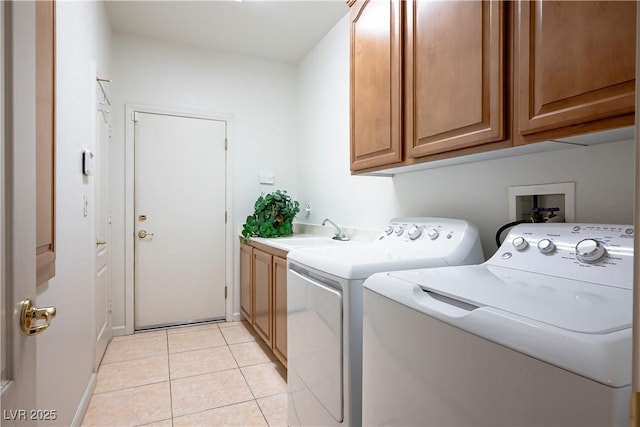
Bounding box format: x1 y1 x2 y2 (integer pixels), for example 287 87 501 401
287 217 484 426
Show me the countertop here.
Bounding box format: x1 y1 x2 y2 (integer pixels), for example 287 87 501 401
248 233 365 253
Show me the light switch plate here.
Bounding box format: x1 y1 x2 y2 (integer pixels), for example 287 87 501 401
259 173 275 185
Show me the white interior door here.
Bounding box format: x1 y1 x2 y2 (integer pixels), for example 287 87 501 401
94 83 112 367
134 112 227 330
1 0 38 420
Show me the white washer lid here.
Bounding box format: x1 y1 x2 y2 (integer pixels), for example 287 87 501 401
388 265 632 334
366 266 632 387
288 245 450 280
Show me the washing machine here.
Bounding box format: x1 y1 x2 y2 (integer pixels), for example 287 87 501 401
287 217 484 426
362 223 634 426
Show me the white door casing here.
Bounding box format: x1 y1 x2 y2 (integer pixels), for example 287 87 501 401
133 111 228 329
94 74 112 368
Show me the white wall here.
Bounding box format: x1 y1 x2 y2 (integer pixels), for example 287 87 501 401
109 34 300 329
296 15 398 233
297 15 636 258
35 1 112 425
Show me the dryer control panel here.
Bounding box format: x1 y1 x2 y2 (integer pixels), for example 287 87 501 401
489 223 634 289
374 217 485 266
377 217 474 243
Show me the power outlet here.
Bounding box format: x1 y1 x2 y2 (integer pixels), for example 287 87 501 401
508 182 575 223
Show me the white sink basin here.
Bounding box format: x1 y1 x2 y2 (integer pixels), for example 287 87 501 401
281 237 358 247
250 235 365 251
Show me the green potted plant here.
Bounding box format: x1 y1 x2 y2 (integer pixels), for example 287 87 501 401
242 190 300 239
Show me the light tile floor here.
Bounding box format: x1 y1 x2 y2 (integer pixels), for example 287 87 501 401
82 321 287 427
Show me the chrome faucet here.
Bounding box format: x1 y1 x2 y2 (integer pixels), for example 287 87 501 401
322 218 349 241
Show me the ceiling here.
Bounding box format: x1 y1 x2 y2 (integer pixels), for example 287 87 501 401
105 1 350 64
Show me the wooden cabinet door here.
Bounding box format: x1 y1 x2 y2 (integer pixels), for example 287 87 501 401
239 243 253 322
516 0 636 142
253 248 273 346
350 0 403 171
272 256 287 367
406 0 505 158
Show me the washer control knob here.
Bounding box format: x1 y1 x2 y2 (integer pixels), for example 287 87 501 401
384 225 394 235
408 226 422 240
575 239 607 263
537 239 555 254
394 226 405 236
427 228 439 240
512 236 528 251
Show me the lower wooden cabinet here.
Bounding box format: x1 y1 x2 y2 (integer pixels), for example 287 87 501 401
239 240 288 367
239 243 253 322
253 248 273 346
272 256 287 366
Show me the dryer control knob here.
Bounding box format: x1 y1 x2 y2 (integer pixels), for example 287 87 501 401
537 239 555 254
427 228 439 240
394 226 405 236
512 236 528 251
385 225 394 235
575 239 607 263
408 226 422 240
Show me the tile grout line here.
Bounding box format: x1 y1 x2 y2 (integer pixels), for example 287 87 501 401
165 330 176 427
223 328 270 425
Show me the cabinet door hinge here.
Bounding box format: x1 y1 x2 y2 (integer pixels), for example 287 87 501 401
131 111 139 122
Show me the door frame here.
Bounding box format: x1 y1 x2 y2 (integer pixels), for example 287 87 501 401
124 104 234 335
93 61 112 368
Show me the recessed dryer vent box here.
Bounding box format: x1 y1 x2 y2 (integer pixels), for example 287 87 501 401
508 182 575 223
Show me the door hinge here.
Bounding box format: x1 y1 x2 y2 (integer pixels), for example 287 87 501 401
131 111 139 122
224 286 228 299
225 138 228 151
225 211 227 224
109 300 112 313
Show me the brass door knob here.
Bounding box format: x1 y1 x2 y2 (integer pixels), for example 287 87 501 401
137 230 155 239
20 299 56 336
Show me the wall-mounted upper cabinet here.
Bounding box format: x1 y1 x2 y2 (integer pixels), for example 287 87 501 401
349 0 403 171
406 0 506 158
349 0 636 175
515 0 636 144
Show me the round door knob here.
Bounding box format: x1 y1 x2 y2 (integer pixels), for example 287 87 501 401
537 239 555 254
427 228 439 240
394 226 405 236
512 236 528 251
137 230 155 239
575 239 607 263
385 225 394 235
408 226 422 240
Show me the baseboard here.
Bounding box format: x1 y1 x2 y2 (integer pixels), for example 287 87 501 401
233 311 243 322
112 325 126 337
70 372 96 427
